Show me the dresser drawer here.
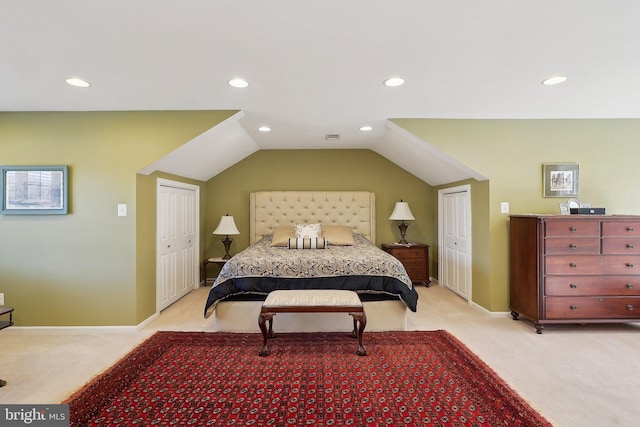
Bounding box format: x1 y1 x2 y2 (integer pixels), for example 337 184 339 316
545 255 640 275
386 247 426 259
545 238 600 254
405 269 428 282
545 221 600 237
545 296 640 319
545 276 640 296
602 238 640 254
401 258 427 270
602 221 640 237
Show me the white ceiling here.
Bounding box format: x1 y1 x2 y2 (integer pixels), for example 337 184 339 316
3 1 639 183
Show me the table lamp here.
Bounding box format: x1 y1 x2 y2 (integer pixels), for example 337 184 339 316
389 200 415 244
213 214 240 259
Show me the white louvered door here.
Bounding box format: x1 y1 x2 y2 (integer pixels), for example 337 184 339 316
157 180 199 311
439 185 472 300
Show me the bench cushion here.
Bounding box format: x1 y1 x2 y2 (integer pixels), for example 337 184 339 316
263 290 362 308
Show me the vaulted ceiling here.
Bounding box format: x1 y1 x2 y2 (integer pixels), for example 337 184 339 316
3 1 639 184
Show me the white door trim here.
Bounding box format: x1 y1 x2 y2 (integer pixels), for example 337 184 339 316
156 178 200 312
438 184 472 301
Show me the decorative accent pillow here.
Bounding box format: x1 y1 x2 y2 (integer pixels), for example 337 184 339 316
287 237 328 249
295 223 322 239
321 225 355 245
271 225 296 247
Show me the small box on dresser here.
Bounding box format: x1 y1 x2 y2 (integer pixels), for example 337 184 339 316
382 243 430 286
509 214 640 333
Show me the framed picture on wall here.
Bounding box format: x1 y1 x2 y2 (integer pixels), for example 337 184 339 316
543 163 579 198
0 165 69 214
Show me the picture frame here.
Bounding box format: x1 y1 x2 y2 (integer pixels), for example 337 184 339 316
543 163 579 198
558 203 570 215
0 165 69 214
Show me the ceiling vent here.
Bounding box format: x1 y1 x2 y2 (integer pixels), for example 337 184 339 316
325 133 341 141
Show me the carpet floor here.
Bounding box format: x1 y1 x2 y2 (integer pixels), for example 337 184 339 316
64 330 551 426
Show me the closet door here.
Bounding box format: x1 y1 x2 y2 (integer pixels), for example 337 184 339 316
157 180 199 311
439 185 472 300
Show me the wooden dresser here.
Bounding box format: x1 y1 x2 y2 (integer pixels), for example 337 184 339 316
509 214 640 333
382 243 430 286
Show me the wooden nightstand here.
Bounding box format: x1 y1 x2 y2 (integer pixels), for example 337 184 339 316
0 306 13 388
0 306 13 330
382 243 430 286
202 257 228 285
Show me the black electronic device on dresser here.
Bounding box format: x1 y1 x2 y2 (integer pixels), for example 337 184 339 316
570 207 605 215
509 214 640 333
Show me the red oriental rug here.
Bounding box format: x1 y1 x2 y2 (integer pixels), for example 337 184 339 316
63 331 551 426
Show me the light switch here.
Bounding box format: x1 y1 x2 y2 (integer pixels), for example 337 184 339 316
118 204 127 217
500 202 510 214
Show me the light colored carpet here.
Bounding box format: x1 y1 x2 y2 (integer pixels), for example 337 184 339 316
1 285 639 427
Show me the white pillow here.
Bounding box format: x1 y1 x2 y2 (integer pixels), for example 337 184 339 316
295 223 322 239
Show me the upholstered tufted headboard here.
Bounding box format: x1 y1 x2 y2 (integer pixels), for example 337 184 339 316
250 191 376 245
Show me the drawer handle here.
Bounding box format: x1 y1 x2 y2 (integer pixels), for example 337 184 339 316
627 244 635 249
627 305 635 311
569 227 577 232
626 283 634 289
570 305 578 311
569 263 577 268
569 283 577 289
626 263 634 268
569 244 577 249
627 227 635 232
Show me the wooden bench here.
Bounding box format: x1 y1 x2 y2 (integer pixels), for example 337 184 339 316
0 306 14 388
258 290 367 357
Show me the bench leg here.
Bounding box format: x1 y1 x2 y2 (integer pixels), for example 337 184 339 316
258 312 274 356
349 311 367 356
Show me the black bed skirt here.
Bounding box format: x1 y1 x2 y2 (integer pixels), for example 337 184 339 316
219 292 401 303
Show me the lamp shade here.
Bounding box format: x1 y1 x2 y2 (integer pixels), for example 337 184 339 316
389 201 415 221
213 215 240 235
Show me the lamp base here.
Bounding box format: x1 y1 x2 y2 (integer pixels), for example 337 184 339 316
397 221 409 244
221 236 233 259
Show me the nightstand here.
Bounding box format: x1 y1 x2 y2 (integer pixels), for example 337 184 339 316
382 243 430 286
0 306 13 331
203 257 228 285
0 306 13 388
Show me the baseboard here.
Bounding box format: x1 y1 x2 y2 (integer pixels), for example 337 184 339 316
4 312 160 334
433 280 510 318
468 300 511 318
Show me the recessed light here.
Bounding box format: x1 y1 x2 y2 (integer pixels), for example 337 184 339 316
541 75 567 86
258 126 271 132
228 78 248 88
360 126 373 131
383 77 405 87
65 78 90 88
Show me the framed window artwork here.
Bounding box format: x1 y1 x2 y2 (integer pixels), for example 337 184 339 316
0 165 69 214
543 163 579 198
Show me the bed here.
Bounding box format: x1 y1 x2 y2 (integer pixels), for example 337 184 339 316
204 191 418 332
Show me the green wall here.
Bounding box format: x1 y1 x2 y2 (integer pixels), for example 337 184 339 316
0 111 234 326
204 149 437 264
6 111 637 325
394 118 640 311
